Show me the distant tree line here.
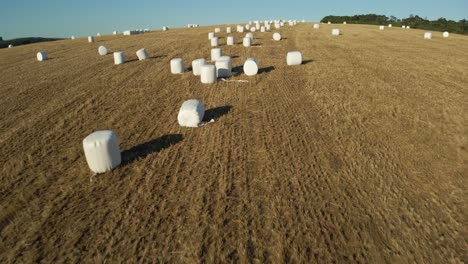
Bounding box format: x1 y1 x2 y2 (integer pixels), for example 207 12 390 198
0 37 63 49
321 14 468 35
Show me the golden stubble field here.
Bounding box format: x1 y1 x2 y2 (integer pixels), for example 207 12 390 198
0 23 467 263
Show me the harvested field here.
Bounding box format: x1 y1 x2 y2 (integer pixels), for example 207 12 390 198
0 23 467 263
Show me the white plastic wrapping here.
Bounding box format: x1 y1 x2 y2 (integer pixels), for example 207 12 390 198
246 33 253 40
8 44 13 48
273 32 281 41
227 36 234 45
208 32 215 39
211 37 219 47
71 36 75 40
260 26 265 32
443 31 449 38
163 26 169 31
98 46 108 56
243 37 251 47
332 29 340 36
215 56 232 78
388 24 393 28
287 51 302 66
136 48 149 60
177 99 205 128
424 32 432 39
243 58 258 76
343 22 347 25
171 58 184 74
114 51 125 65
36 51 48 61
201 64 216 84
88 36 94 43
211 48 222 61
192 58 206 76
83 130 121 173
250 27 256 32
215 27 221 33
226 27 232 33
379 25 385 30
313 24 320 29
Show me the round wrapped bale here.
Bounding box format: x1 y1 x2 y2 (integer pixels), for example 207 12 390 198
97 33 101 36
211 48 222 61
273 32 281 41
250 27 256 32
243 37 251 47
8 44 13 48
226 27 232 33
388 24 393 28
287 51 302 65
343 22 347 24
177 100 205 128
192 58 206 76
71 36 75 40
171 58 184 74
208 32 215 40
113 51 125 65
163 26 169 31
406 26 411 29
88 36 94 43
37 51 48 61
201 64 216 84
332 29 340 36
227 36 234 45
313 24 320 29
98 46 108 56
136 48 149 60
215 27 221 33
402 25 406 28
215 56 232 78
246 33 253 39
243 58 258 76
211 37 219 47
443 31 449 38
238 26 245 33
83 130 121 173
424 32 432 39
328 21 331 24
261 26 266 32
379 25 385 30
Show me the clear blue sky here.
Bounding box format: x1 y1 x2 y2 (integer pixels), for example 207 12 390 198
1 0 466 39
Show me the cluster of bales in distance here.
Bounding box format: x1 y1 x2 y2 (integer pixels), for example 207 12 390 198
15 20 453 173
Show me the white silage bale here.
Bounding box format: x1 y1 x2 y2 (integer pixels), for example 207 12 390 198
208 32 215 40
71 36 75 40
192 58 207 76
201 64 216 84
215 56 232 77
246 33 254 40
215 27 221 33
238 26 245 33
114 51 125 65
424 32 432 39
113 31 117 35
97 33 101 36
313 24 320 29
243 37 252 47
255 23 260 30
8 44 13 48
171 58 184 74
178 100 205 128
379 25 385 30
245 24 250 30
273 32 281 41
36 51 48 61
211 37 219 47
227 36 234 45
226 27 232 33
343 22 347 25
98 46 108 56
266 24 271 31
261 26 266 32
287 51 302 66
88 36 94 43
211 48 222 61
163 26 169 31
406 26 410 29
328 21 331 24
332 29 340 36
402 25 406 28
250 27 256 32
243 58 258 76
388 24 392 28
83 130 121 173
136 48 149 60
443 32 449 38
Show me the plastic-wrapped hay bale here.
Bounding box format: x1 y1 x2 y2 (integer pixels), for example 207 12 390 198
192 58 206 76
98 46 108 56
215 27 221 33
211 48 222 61
97 33 101 36
261 26 266 32
163 26 169 31
71 36 75 40
332 29 340 36
379 25 385 30
328 21 331 24
177 100 205 127
313 24 320 29
201 64 216 84
406 26 410 29
287 51 302 65
243 37 251 47
273 32 281 41
388 24 392 28
226 27 232 33
266 24 271 31
88 36 94 43
443 32 449 38
246 33 253 40
83 130 121 173
243 58 258 76
113 31 117 35
402 25 406 28
114 51 125 65
211 37 219 47
238 26 245 32
208 32 215 39
245 24 250 30
171 58 184 74
250 27 256 32
424 32 432 39
37 51 48 61
8 44 13 48
136 48 149 60
227 36 234 45
215 56 232 77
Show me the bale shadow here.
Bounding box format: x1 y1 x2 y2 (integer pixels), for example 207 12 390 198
204 105 233 121
231 55 240 59
251 43 262 46
232 66 243 74
302 60 314 65
121 134 183 165
258 66 275 74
